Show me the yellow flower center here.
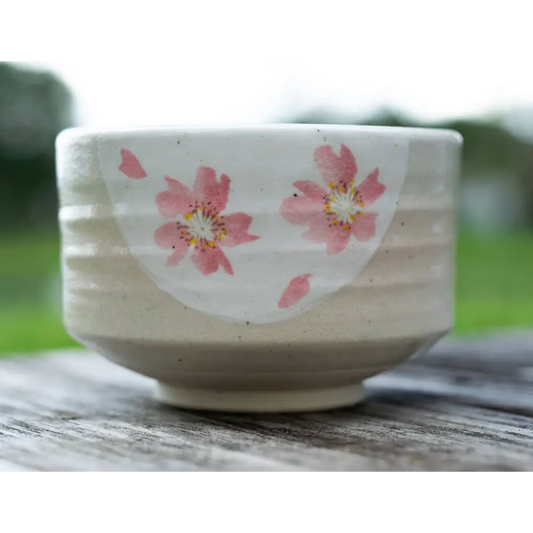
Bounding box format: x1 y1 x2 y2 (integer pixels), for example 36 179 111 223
176 202 227 249
324 180 364 228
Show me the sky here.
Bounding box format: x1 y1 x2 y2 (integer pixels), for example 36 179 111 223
12 59 533 126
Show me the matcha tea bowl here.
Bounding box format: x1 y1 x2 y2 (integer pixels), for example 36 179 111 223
56 124 462 412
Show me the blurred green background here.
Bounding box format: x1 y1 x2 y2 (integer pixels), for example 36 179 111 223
1 62 532 355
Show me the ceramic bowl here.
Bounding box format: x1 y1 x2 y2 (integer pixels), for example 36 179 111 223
56 125 462 413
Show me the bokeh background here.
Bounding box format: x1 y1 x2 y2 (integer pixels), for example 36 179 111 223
1 55 532 355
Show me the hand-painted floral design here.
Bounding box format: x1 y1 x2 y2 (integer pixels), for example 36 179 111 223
278 274 312 309
119 149 147 179
280 145 386 254
154 167 259 276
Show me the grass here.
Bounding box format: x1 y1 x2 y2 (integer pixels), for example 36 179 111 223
0 306 75 353
456 232 533 332
0 231 532 355
0 233 78 355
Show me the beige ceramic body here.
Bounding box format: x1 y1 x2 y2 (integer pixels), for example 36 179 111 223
57 125 462 412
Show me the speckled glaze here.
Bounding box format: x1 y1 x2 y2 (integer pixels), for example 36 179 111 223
56 125 462 413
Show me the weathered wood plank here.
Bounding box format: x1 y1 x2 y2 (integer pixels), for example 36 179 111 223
1 333 532 471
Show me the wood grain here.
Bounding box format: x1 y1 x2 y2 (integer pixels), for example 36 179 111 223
1 332 532 471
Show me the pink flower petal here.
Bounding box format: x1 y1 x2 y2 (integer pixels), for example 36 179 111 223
293 180 327 201
314 144 357 187
192 167 230 211
119 149 147 179
154 222 190 267
358 168 386 207
278 274 312 309
191 245 234 276
303 218 352 254
156 177 195 218
351 212 378 242
221 213 259 248
280 193 325 227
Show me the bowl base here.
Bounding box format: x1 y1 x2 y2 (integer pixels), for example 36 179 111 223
156 382 365 413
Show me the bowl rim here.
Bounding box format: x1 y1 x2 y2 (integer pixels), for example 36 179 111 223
57 123 463 146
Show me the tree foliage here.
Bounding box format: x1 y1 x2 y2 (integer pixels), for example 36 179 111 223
0 62 73 231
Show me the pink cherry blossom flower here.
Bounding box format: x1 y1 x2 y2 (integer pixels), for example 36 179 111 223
154 166 259 275
280 144 386 254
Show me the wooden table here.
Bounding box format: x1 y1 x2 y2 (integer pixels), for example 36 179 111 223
1 332 532 471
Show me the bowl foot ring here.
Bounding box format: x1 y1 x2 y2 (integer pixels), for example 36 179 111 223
156 382 365 413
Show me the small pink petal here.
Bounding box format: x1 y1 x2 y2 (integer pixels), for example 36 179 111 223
302 219 351 255
154 222 190 267
154 221 183 248
191 245 234 276
217 250 234 275
358 168 386 207
192 167 230 211
119 149 147 179
166 249 188 267
293 180 327 201
222 213 259 247
280 193 324 227
351 212 378 242
325 228 351 254
156 177 195 218
314 144 357 187
278 274 312 309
